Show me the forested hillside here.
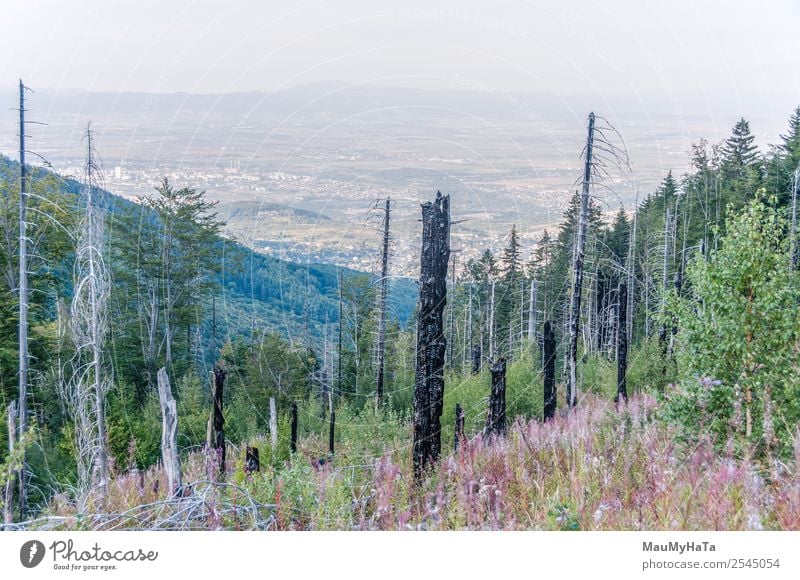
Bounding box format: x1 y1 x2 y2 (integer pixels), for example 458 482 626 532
0 151 415 514
2 104 800 531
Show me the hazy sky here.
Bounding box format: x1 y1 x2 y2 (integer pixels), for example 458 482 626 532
2 0 797 100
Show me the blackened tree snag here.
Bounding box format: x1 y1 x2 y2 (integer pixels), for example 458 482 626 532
375 198 391 405
412 191 451 480
486 358 507 437
567 112 596 408
471 346 481 375
615 283 629 404
454 403 465 451
328 410 336 455
290 401 298 453
244 447 260 474
212 366 226 476
157 368 182 496
543 321 557 420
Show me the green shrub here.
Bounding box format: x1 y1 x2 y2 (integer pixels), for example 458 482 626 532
665 196 800 458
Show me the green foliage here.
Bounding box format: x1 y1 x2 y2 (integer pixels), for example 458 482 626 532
666 195 800 458
626 337 671 393
106 386 161 470
580 355 616 399
0 419 38 518
442 349 544 445
176 374 211 449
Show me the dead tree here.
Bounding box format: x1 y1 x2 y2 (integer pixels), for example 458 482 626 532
791 165 799 268
157 368 182 496
626 194 638 345
269 396 277 453
543 321 557 420
328 410 336 455
615 283 629 404
527 279 538 342
453 403 465 451
337 269 344 401
290 402 298 453
412 191 450 479
3 402 16 524
471 346 481 375
567 112 595 408
375 198 391 404
488 279 496 359
245 447 260 474
16 79 30 518
66 124 111 499
211 366 226 475
658 206 673 349
448 253 457 367
465 283 473 370
486 358 507 437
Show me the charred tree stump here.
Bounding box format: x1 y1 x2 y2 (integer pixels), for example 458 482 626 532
157 368 183 496
615 283 629 404
211 366 226 476
245 447 260 474
290 402 298 453
454 403 465 451
412 191 451 480
328 410 336 456
543 321 557 420
486 358 507 437
471 346 481 375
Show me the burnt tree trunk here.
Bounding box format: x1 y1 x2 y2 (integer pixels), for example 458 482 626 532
412 191 450 480
453 403 465 451
157 368 182 496
212 366 226 476
486 358 507 437
615 283 629 404
245 447 260 474
543 321 557 420
376 198 391 404
328 410 336 455
567 112 595 408
471 346 481 375
290 401 298 453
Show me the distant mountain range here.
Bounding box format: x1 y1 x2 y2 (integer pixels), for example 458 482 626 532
0 81 781 122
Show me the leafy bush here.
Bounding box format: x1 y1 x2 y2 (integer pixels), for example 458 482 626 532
666 196 800 459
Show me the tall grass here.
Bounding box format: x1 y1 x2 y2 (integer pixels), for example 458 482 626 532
27 393 800 530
